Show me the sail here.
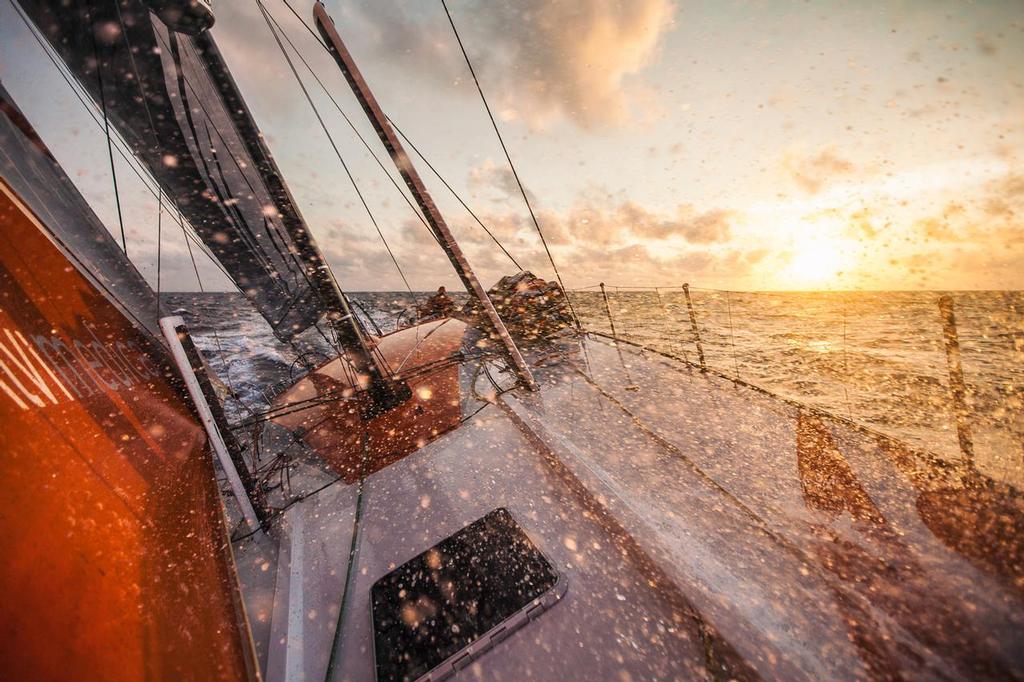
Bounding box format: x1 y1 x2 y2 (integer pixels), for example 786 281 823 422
16 0 331 341
0 82 162 340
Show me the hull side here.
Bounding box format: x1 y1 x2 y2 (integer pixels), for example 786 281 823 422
0 178 256 680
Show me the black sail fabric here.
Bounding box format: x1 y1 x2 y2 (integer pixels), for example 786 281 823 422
18 0 329 340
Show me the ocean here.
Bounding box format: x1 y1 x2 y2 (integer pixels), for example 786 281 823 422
163 289 1023 489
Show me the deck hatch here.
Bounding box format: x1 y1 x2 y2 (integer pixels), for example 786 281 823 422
371 508 563 681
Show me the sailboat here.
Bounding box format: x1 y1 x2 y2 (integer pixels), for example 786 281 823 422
1 2 1022 681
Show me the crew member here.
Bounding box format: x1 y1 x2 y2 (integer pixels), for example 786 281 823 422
418 286 456 320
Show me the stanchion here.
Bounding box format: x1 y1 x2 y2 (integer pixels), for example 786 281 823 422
938 296 974 464
599 283 638 389
599 283 619 340
161 316 268 529
682 283 706 371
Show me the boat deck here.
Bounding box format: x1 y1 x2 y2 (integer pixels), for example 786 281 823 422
233 334 1024 681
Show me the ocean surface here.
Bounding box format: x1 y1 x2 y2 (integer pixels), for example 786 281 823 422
164 289 1023 488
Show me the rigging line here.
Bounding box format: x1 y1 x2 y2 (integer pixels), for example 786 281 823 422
440 0 580 328
113 0 167 317
167 199 238 284
260 5 440 255
177 206 207 292
257 3 397 372
84 1 129 255
271 1 518 272
387 116 523 271
842 296 854 420
280 0 330 50
9 4 235 286
255 0 415 299
109 0 161 155
174 200 261 419
393 317 454 374
323 427 369 682
156 185 163 317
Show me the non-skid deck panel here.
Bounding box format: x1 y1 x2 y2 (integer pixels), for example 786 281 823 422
235 335 1023 682
233 529 280 675
268 484 358 682
505 372 868 679
327 403 713 682
569 336 1024 679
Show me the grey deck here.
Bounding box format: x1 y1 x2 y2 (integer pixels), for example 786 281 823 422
234 335 1024 682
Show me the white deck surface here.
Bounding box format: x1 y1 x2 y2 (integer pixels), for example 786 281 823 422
234 335 1024 682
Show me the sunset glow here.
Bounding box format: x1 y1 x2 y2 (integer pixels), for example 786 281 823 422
2 5 1022 680
1 0 1021 291
783 242 847 290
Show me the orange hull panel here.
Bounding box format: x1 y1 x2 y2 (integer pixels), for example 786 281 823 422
0 182 255 680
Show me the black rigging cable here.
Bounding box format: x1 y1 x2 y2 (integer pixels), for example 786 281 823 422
272 0 522 270
281 0 330 49
439 0 581 327
156 186 163 317
388 116 523 271
260 5 440 253
255 0 415 298
85 2 129 255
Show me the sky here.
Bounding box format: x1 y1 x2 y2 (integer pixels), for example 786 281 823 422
1 0 1023 292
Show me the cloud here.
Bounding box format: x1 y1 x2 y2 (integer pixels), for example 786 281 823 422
914 172 1024 244
471 0 676 128
846 207 880 240
674 207 734 243
585 201 733 244
974 33 998 57
916 216 959 242
479 196 734 248
783 147 856 194
982 173 1024 219
467 159 537 204
344 0 675 129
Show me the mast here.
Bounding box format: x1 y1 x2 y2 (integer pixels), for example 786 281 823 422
313 2 537 391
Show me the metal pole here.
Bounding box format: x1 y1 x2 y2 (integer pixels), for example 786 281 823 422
938 296 974 463
313 3 536 391
160 316 267 529
682 283 706 371
599 283 638 389
599 283 619 339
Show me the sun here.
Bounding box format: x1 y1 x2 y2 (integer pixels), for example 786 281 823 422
782 241 846 289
